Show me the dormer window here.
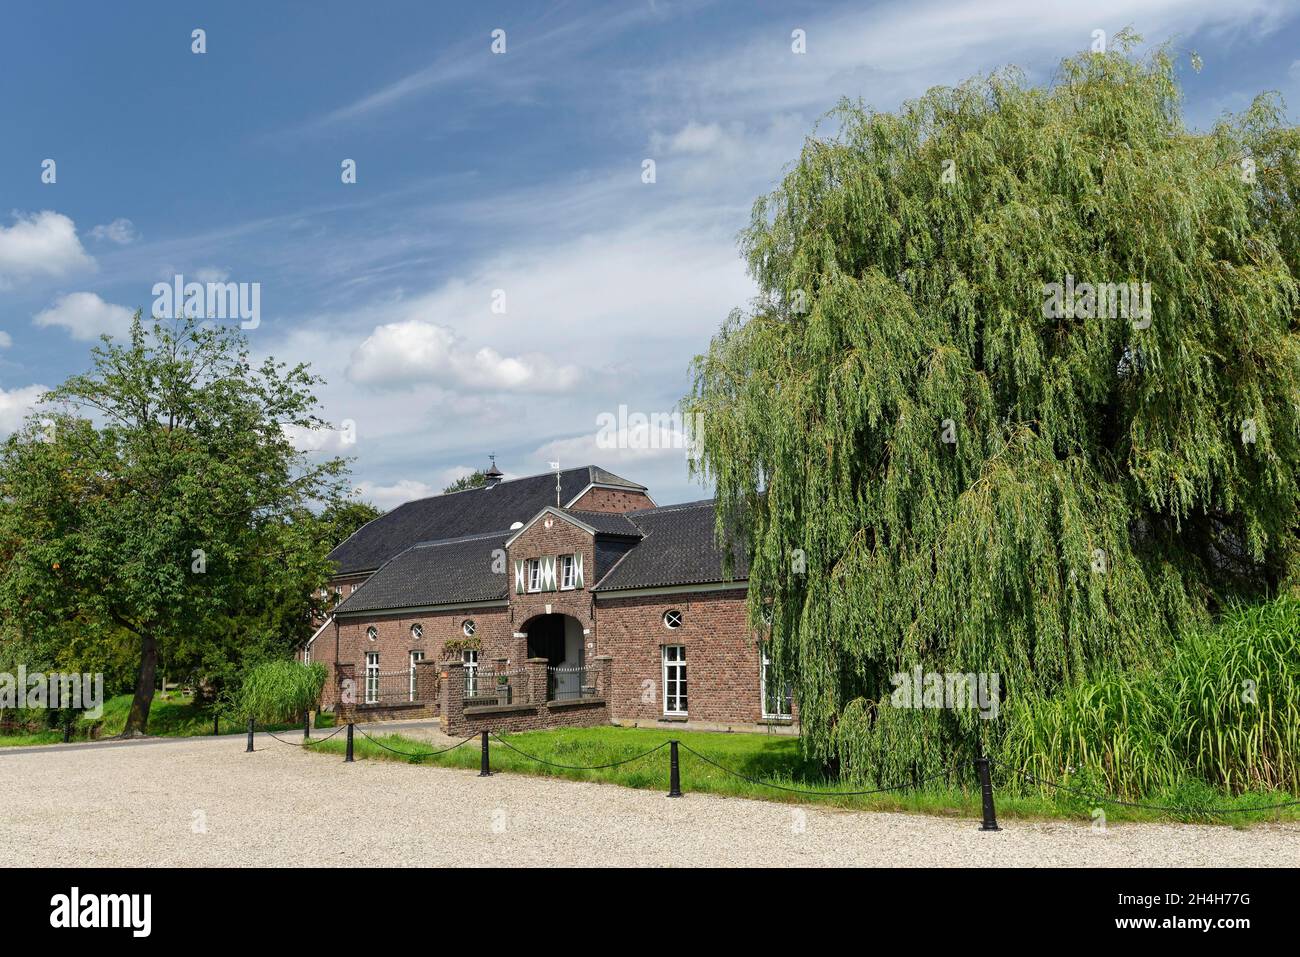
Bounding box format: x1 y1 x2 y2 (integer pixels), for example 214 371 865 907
560 553 575 590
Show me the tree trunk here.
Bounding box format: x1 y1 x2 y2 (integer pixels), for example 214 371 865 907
121 633 159 737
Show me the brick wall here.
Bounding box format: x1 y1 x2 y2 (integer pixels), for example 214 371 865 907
329 605 511 718
596 588 794 731
438 659 611 735
569 487 654 512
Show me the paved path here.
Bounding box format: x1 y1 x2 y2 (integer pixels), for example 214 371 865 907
0 734 1296 867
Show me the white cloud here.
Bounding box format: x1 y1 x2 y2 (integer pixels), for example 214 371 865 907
33 292 134 341
0 384 47 435
352 478 439 510
347 320 582 393
662 121 728 153
0 211 95 286
193 266 229 283
0 331 12 349
281 422 357 455
89 218 138 244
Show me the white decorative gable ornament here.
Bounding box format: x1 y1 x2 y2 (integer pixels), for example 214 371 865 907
544 517 554 529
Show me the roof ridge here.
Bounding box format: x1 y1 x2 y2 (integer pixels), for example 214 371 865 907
409 529 510 549
629 498 716 515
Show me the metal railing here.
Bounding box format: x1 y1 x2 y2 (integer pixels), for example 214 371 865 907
362 670 426 706
548 664 598 701
465 668 529 707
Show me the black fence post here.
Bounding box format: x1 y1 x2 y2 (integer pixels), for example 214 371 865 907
976 756 1000 831
479 730 492 776
213 712 219 736
667 740 683 798
303 710 311 741
345 722 354 762
245 717 255 753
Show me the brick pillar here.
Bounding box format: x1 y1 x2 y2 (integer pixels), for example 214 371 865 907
440 660 465 734
526 657 549 706
336 663 357 724
415 659 440 708
592 655 613 700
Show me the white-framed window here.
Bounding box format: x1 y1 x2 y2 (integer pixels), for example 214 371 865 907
761 653 793 719
366 626 377 642
409 651 424 702
559 553 575 590
365 651 380 705
527 559 542 592
410 623 423 640
663 609 683 630
462 619 476 637
303 644 311 665
663 645 686 715
463 649 479 697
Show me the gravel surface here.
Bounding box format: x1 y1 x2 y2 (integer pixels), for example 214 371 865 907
1 734 1296 867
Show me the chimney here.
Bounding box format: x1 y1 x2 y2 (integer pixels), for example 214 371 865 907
483 454 504 488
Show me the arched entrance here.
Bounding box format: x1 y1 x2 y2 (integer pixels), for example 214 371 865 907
521 613 585 699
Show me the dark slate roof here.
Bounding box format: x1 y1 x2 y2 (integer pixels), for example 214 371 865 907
329 465 646 574
564 509 643 537
593 500 749 592
334 532 509 615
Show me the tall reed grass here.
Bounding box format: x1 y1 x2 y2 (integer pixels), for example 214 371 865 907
1001 598 1299 798
237 660 327 724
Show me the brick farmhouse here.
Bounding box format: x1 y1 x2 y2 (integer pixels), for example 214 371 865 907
303 463 795 735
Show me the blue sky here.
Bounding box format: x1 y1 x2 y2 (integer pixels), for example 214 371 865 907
2 0 1298 508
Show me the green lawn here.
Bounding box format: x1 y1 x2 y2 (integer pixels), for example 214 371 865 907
0 692 334 746
305 724 1299 825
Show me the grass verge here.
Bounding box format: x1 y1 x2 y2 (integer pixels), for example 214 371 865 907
0 692 334 746
303 724 1299 825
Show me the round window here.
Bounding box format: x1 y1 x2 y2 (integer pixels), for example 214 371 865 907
663 609 683 629
411 624 423 640
462 620 476 637
366 626 377 641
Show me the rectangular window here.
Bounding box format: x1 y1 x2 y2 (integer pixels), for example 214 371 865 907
463 649 479 697
409 651 424 702
303 644 311 665
663 645 687 716
559 553 575 590
527 559 541 593
761 654 792 719
365 652 380 705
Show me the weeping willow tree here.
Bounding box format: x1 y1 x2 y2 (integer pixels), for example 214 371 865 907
685 36 1300 780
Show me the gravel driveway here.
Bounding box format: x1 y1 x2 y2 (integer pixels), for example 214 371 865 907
1 734 1296 867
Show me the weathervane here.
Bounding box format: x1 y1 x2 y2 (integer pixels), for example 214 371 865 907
550 460 561 506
